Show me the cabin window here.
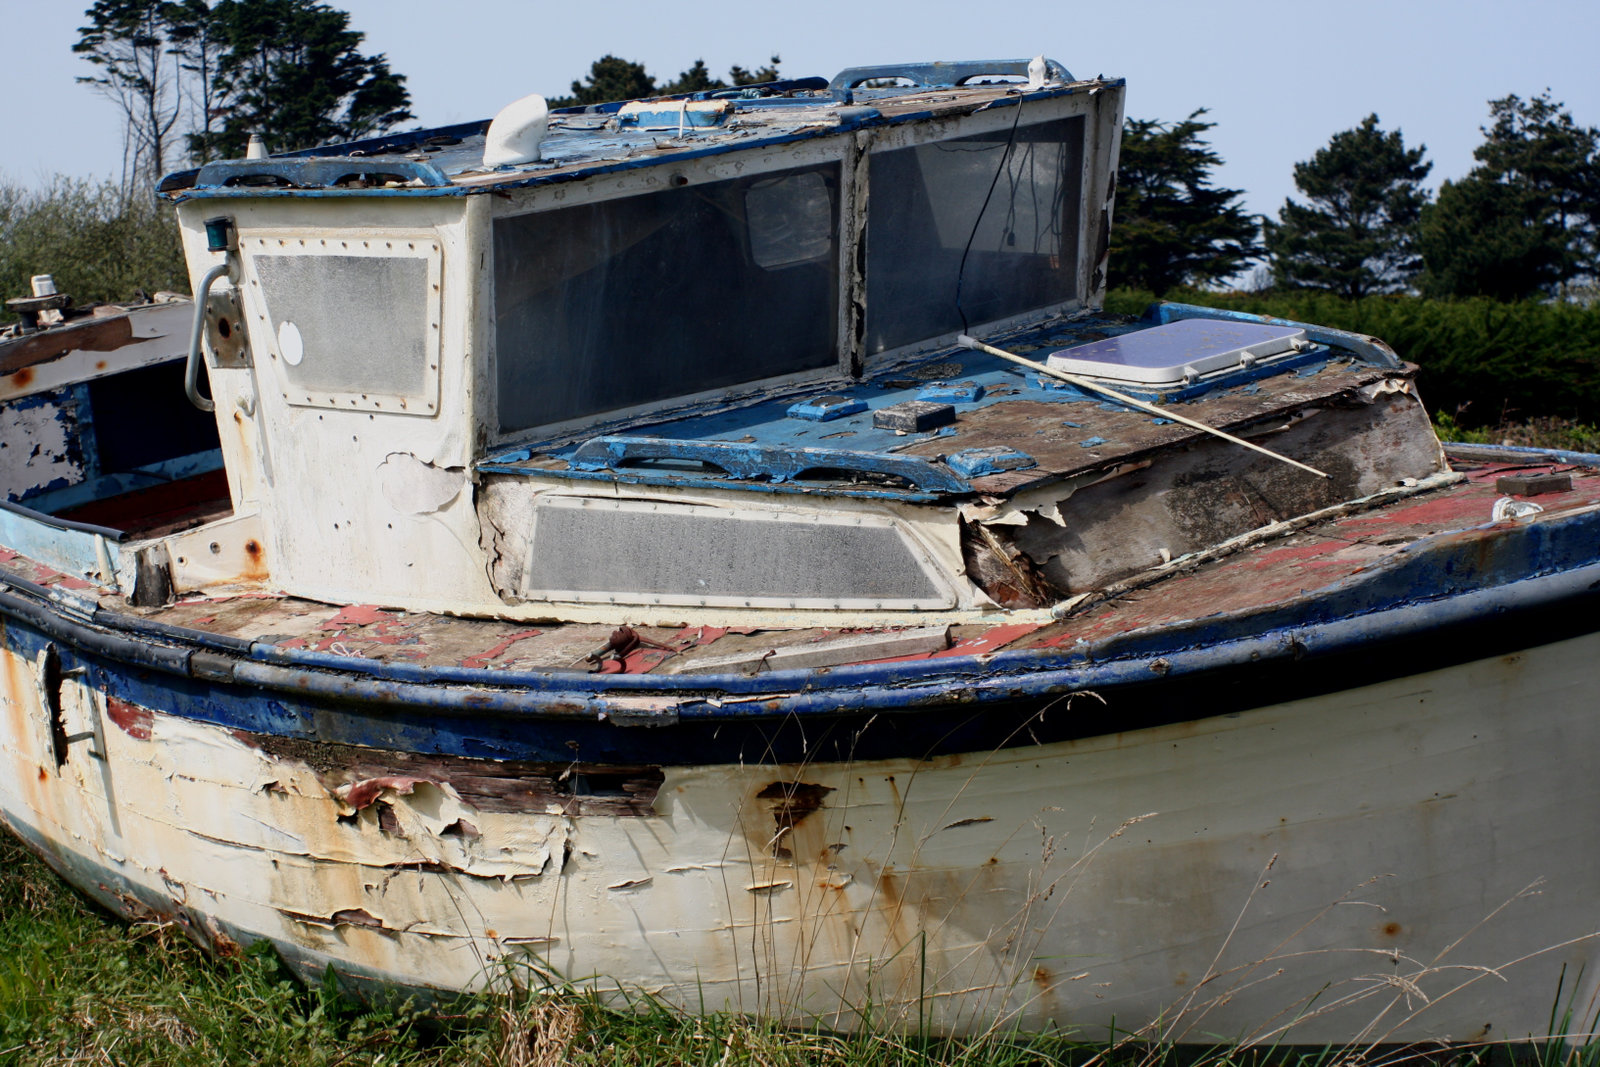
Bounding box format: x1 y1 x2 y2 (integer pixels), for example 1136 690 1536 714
493 161 841 434
864 116 1084 354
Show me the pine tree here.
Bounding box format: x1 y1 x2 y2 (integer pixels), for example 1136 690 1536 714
549 56 657 109
661 59 723 96
1417 175 1564 301
76 0 414 169
194 0 412 158
165 0 226 163
1419 92 1598 299
548 55 783 109
1109 110 1259 294
1263 115 1431 299
728 56 780 86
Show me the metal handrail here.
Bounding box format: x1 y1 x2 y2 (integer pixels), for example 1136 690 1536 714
185 261 229 412
829 58 1072 91
569 435 969 493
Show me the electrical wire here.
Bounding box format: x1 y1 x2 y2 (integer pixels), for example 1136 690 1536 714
953 90 1025 334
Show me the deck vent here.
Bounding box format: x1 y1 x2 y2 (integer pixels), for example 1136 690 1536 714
523 495 954 610
1046 320 1308 386
484 93 549 167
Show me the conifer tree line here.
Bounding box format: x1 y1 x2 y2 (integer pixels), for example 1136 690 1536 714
73 1 786 186
1111 93 1599 302
52 5 1600 308
548 54 784 109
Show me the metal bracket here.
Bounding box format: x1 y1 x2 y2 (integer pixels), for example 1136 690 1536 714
34 646 99 764
204 286 251 369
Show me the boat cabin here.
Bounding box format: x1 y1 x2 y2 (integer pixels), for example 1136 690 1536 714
10 58 1445 628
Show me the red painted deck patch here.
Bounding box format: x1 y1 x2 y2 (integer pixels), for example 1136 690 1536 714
327 604 400 627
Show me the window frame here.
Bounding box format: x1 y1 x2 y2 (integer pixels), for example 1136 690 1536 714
484 90 1109 446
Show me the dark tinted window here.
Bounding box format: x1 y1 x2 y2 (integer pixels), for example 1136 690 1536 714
865 116 1083 354
494 162 841 433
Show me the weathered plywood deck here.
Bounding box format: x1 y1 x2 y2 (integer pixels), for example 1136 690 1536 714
3 452 1586 678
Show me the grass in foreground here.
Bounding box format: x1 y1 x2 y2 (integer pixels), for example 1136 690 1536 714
5 830 1600 1067
0 828 1142 1066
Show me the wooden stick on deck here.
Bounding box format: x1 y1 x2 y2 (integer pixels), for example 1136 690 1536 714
957 334 1331 480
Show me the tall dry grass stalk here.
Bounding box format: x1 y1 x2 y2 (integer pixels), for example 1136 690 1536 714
495 999 582 1067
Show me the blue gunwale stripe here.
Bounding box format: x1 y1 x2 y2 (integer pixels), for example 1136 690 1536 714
3 553 1597 766
2 499 1597 725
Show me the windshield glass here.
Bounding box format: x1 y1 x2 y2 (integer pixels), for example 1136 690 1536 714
493 161 841 433
865 116 1084 354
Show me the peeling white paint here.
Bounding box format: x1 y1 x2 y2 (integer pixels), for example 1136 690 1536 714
0 398 85 500
5 637 1600 1040
378 453 465 515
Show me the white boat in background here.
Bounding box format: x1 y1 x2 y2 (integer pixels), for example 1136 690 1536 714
1 56 1598 1044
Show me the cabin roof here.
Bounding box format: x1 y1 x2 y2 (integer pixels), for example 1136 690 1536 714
155 60 1122 201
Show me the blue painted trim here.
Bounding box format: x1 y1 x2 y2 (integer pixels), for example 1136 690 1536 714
193 157 452 190
1 502 1594 715
0 498 125 541
0 510 117 586
1 512 1597 767
1442 441 1600 468
566 435 969 493
278 120 493 158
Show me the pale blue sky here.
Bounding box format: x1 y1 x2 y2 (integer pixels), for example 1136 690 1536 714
2 0 1596 228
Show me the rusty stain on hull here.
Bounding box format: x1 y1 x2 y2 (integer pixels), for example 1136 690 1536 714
2 633 1600 1040
238 732 664 817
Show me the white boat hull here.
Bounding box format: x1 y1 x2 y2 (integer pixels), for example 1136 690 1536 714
3 629 1597 1043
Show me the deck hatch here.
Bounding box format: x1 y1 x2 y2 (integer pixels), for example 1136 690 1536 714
522 496 953 610
1045 320 1307 386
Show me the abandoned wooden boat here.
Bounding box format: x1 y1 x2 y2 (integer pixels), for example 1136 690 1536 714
3 57 1599 1045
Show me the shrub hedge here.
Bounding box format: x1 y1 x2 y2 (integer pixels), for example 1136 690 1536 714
0 175 188 319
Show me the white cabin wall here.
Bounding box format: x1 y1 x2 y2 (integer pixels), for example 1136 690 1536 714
176 195 501 610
